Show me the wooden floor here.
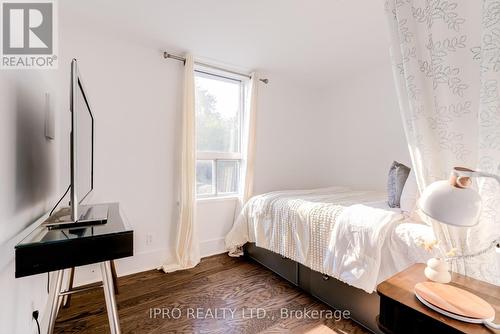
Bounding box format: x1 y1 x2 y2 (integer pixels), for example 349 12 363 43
55 254 369 333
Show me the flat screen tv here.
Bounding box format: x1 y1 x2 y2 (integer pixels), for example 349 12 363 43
44 59 108 228
70 59 93 220
68 59 108 225
46 59 108 228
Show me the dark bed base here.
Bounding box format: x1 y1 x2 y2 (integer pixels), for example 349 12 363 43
244 243 382 334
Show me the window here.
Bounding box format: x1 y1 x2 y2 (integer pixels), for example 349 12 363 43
195 69 246 198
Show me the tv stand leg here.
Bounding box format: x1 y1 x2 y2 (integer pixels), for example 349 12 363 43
48 270 64 334
63 267 75 308
100 261 121 334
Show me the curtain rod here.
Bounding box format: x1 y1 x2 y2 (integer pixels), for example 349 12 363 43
163 52 269 84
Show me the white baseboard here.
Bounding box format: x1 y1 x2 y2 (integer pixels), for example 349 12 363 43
200 237 226 258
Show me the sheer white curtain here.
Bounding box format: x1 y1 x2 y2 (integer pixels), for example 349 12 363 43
160 54 200 273
385 0 500 284
226 73 259 255
242 73 259 203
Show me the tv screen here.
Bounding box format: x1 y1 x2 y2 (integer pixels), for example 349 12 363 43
70 59 94 222
75 78 93 204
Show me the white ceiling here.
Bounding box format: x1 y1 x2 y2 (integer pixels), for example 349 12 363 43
61 0 390 85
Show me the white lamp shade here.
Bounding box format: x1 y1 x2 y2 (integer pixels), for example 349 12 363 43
419 180 482 227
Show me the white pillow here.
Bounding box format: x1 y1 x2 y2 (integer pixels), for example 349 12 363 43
400 169 419 212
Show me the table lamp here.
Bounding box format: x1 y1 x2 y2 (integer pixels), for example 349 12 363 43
416 166 500 330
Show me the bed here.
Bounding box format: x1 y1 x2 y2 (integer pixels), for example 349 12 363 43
225 186 435 333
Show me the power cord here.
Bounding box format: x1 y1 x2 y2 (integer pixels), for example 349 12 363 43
32 310 40 334
49 184 71 216
47 184 71 295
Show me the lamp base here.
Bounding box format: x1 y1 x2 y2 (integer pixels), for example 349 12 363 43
414 282 499 329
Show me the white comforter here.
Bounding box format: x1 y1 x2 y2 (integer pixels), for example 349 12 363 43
225 187 434 293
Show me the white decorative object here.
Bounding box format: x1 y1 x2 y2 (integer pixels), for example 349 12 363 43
424 257 451 284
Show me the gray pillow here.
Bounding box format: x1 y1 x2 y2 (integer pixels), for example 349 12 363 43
387 161 411 208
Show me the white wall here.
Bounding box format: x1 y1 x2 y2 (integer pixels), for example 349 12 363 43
0 70 60 333
253 75 333 194
319 63 410 190
53 14 331 286
197 198 238 256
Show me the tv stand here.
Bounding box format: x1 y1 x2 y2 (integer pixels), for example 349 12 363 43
15 203 133 334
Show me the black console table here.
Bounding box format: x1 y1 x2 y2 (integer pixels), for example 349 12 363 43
15 202 133 334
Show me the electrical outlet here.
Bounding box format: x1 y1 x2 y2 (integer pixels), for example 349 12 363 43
146 234 153 246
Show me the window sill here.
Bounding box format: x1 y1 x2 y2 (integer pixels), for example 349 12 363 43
196 195 240 203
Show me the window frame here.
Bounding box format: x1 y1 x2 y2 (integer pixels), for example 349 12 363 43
194 67 247 199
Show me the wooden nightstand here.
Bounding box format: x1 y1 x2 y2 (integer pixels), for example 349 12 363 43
377 263 500 334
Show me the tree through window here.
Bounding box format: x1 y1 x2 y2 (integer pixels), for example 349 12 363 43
194 69 245 198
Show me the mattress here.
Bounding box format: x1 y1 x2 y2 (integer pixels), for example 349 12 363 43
225 187 435 293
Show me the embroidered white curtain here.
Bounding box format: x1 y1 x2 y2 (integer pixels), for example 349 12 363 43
160 54 200 273
385 0 500 284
